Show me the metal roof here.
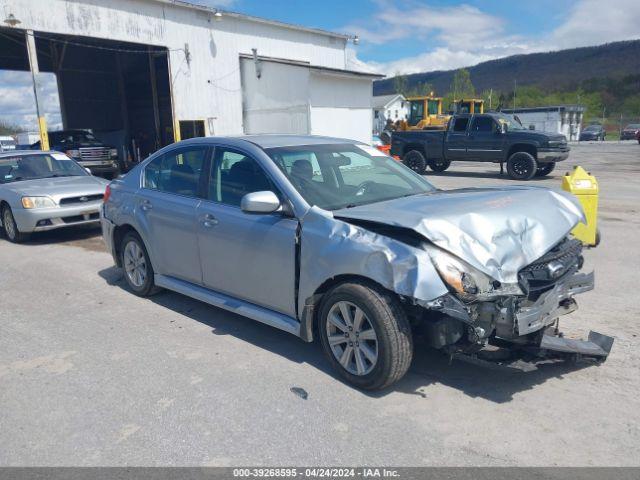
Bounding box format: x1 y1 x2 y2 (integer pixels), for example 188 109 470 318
149 0 350 40
239 53 383 78
372 94 405 109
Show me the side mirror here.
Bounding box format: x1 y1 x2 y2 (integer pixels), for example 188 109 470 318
500 123 508 134
85 168 92 175
241 191 281 214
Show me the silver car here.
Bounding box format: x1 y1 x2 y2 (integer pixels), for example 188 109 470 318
0 150 108 243
102 135 611 390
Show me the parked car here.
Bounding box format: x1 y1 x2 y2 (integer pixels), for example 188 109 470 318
579 124 606 142
0 150 108 242
620 124 640 141
102 135 612 390
390 112 569 180
0 136 17 152
31 130 120 178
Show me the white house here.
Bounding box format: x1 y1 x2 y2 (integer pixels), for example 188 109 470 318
501 105 585 141
0 0 380 157
372 94 407 134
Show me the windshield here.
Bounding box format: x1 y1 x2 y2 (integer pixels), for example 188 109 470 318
266 143 436 211
494 113 526 131
49 131 98 144
584 125 601 132
0 153 88 184
625 124 640 129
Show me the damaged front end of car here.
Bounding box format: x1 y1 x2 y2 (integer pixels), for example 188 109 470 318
309 186 614 369
417 236 613 367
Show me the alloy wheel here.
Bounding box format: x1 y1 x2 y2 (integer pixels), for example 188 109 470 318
3 209 16 240
326 301 378 376
123 240 147 288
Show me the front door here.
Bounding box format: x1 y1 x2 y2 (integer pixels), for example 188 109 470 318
445 116 470 161
196 146 298 317
465 115 504 161
136 145 210 284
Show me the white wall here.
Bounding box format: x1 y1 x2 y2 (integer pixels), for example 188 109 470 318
1 0 353 136
309 72 372 143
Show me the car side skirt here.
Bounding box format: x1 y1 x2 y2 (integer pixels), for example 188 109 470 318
154 274 301 337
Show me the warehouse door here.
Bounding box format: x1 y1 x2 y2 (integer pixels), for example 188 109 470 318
240 58 310 135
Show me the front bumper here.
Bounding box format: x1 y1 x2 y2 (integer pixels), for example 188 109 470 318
12 201 102 232
515 271 594 336
77 160 120 176
538 148 569 162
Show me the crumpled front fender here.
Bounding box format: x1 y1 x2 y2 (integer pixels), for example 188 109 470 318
297 207 448 320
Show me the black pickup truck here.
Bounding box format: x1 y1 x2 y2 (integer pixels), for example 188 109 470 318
390 112 570 180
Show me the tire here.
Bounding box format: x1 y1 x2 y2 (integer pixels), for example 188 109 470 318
535 162 555 177
506 151 537 180
120 231 160 296
403 150 427 174
1 205 29 243
428 158 451 172
318 281 413 390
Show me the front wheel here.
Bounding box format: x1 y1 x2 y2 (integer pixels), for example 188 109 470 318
535 162 556 177
428 158 451 172
506 151 537 180
403 150 427 175
318 281 413 390
2 206 28 243
120 232 160 296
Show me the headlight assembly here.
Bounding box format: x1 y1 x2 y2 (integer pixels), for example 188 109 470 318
429 247 522 301
21 196 56 209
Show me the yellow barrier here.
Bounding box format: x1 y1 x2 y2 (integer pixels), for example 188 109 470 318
562 166 599 246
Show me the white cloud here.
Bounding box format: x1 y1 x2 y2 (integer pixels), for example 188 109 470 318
0 71 62 131
349 0 640 76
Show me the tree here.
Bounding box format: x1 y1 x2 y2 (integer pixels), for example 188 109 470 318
0 120 23 136
450 68 476 100
392 73 408 95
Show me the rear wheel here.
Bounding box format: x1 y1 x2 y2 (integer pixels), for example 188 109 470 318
318 281 413 390
120 232 160 296
506 151 537 180
1 206 28 243
403 150 427 175
428 158 451 172
535 162 555 177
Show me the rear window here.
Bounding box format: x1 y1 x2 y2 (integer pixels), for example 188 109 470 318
452 117 469 132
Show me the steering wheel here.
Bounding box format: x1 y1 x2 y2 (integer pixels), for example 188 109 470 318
355 180 377 196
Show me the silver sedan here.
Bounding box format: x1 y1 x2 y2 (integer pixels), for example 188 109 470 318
102 135 609 390
0 150 109 243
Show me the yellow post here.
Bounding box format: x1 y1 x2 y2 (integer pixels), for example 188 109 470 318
562 166 599 246
173 119 181 142
38 117 49 151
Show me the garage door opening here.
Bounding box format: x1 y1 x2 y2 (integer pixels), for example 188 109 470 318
0 27 175 167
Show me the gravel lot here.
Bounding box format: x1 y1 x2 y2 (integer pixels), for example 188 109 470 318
1 141 639 466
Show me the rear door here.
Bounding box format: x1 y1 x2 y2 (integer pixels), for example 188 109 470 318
465 115 504 161
445 116 470 161
136 145 210 284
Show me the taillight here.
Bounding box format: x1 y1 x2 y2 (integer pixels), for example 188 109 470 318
103 184 111 203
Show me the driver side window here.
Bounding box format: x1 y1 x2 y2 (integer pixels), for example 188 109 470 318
210 148 276 207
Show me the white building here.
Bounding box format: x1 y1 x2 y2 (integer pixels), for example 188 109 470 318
501 105 585 141
0 0 380 157
372 94 407 134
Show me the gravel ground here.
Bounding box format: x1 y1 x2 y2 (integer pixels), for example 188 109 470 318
0 141 639 466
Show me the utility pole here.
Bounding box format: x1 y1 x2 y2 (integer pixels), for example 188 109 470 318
513 79 516 110
25 30 49 150
489 88 493 110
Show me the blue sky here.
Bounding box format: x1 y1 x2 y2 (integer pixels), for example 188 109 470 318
2 0 639 131
202 0 640 74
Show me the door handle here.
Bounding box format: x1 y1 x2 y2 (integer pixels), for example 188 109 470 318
140 200 153 211
202 213 218 228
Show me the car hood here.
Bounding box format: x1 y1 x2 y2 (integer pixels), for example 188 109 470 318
2 176 109 203
333 186 585 284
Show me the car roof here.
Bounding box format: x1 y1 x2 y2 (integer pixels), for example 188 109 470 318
176 134 363 149
0 150 60 158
